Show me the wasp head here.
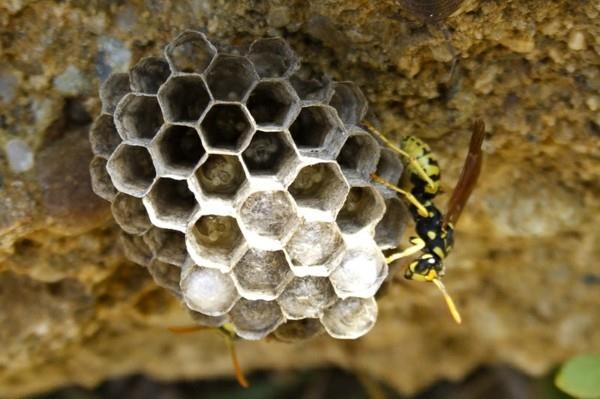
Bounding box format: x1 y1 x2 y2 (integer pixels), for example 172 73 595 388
404 253 444 282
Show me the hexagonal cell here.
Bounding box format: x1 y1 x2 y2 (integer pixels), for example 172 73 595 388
187 215 247 271
100 73 130 114
374 148 404 193
143 227 188 266
148 260 181 296
288 163 349 216
111 192 152 235
232 249 292 300
228 299 284 340
153 124 205 176
130 56 171 94
277 276 336 319
90 114 121 158
329 245 388 298
200 104 253 152
165 30 216 74
248 37 299 78
180 265 239 316
239 190 299 250
272 318 325 343
336 129 380 179
336 186 385 234
241 131 297 179
114 94 163 142
188 309 227 328
246 81 298 129
320 297 378 340
329 81 367 126
285 220 345 277
289 67 333 103
158 75 211 124
119 232 153 267
194 154 247 200
89 156 118 202
289 105 343 153
107 144 156 197
144 178 198 231
205 55 257 101
374 197 410 250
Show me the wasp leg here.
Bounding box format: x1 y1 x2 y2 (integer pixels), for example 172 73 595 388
363 121 436 191
386 237 426 263
371 174 429 217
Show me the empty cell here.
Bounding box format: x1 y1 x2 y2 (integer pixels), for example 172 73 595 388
228 299 284 340
320 297 378 339
114 94 163 141
277 276 336 319
248 37 299 78
188 215 246 271
329 82 367 126
337 186 385 234
90 114 121 158
181 265 239 316
89 156 118 202
148 260 182 296
336 130 380 178
107 144 156 197
130 57 171 94
239 191 299 248
289 106 339 150
329 245 388 298
143 227 188 266
289 67 333 103
200 104 253 151
232 249 292 300
100 73 130 114
158 76 211 123
374 197 409 250
285 221 345 276
246 81 297 128
165 30 216 74
144 178 198 231
205 55 257 101
153 125 205 176
374 148 404 189
288 163 349 214
241 131 295 176
273 318 324 342
195 154 246 199
120 232 153 267
111 192 152 235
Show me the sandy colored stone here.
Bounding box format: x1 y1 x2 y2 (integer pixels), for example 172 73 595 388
0 0 599 397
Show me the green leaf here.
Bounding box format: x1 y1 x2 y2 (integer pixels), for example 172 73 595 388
556 354 600 399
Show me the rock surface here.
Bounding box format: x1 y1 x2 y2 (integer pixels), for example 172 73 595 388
0 0 599 397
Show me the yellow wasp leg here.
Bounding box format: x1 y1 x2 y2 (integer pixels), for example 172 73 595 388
386 237 426 264
363 121 436 191
371 174 429 218
432 278 462 324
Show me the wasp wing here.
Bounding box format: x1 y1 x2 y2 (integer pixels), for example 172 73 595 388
443 119 485 228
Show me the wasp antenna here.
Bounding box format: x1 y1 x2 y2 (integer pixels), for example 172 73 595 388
224 335 250 388
432 279 462 324
167 325 210 334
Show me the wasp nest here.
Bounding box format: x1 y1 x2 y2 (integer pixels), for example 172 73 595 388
89 31 408 341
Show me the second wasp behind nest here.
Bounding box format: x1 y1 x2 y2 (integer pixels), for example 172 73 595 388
364 120 485 324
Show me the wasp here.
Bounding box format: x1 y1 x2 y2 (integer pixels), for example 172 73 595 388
364 120 485 324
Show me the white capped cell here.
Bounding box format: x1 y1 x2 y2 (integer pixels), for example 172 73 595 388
181 266 239 316
329 245 388 298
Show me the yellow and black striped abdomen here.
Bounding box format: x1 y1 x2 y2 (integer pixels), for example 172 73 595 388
400 136 441 196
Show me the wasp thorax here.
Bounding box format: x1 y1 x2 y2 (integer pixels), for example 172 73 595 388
90 30 407 341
